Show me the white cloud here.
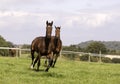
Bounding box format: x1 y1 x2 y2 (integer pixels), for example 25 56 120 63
0 10 116 31
0 11 55 29
85 13 112 27
61 12 112 29
0 0 120 45
0 11 28 17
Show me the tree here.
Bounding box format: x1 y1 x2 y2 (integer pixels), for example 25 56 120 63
86 41 107 54
62 45 82 52
0 35 14 56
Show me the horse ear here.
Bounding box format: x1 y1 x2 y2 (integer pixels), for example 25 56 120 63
46 21 48 25
51 21 53 25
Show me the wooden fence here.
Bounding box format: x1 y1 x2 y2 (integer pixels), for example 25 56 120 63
0 47 30 57
0 47 120 60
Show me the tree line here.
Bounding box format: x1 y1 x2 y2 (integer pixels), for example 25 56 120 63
63 41 120 55
0 35 120 56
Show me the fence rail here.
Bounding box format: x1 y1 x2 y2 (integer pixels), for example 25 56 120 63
0 47 120 59
0 47 20 50
0 47 30 57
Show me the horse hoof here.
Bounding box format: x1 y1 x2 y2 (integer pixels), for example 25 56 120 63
36 69 39 71
45 70 48 72
52 65 55 68
30 65 34 69
45 69 49 72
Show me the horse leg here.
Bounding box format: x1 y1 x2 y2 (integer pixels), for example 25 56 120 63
45 58 52 72
30 50 35 69
37 57 40 71
45 53 53 72
52 53 59 67
37 53 41 71
32 55 39 68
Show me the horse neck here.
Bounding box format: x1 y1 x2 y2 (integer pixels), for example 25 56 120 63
54 36 60 48
45 36 51 50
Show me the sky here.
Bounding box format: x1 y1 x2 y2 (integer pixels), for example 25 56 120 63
0 0 120 46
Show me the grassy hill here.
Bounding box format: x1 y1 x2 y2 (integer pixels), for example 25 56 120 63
78 40 120 50
0 54 120 84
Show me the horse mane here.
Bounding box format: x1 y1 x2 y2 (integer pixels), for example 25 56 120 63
45 37 52 53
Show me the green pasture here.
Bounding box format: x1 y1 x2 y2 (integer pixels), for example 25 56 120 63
0 54 120 84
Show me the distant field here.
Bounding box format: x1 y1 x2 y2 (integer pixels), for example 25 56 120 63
0 54 120 84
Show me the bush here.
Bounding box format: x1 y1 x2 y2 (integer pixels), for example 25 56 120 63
80 55 99 62
62 54 76 60
80 54 89 61
90 56 99 62
63 53 119 64
62 54 80 60
0 49 9 56
80 54 112 63
101 57 112 63
112 58 120 63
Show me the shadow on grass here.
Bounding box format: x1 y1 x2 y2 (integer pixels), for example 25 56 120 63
28 68 65 78
27 64 66 79
27 68 45 72
34 69 45 72
41 72 65 78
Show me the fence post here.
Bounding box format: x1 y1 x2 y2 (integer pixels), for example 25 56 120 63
19 48 21 57
99 50 102 62
15 49 17 57
18 46 22 57
88 53 91 62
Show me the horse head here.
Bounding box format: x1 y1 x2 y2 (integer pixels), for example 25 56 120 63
55 26 61 39
46 21 53 38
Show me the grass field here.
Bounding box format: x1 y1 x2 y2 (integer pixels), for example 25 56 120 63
0 54 120 84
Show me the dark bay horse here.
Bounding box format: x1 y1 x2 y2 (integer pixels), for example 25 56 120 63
9 49 16 57
30 21 53 72
33 26 62 69
52 26 62 67
44 26 62 67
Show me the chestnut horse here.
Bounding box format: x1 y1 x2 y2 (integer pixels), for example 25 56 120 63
44 26 62 67
30 21 53 72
